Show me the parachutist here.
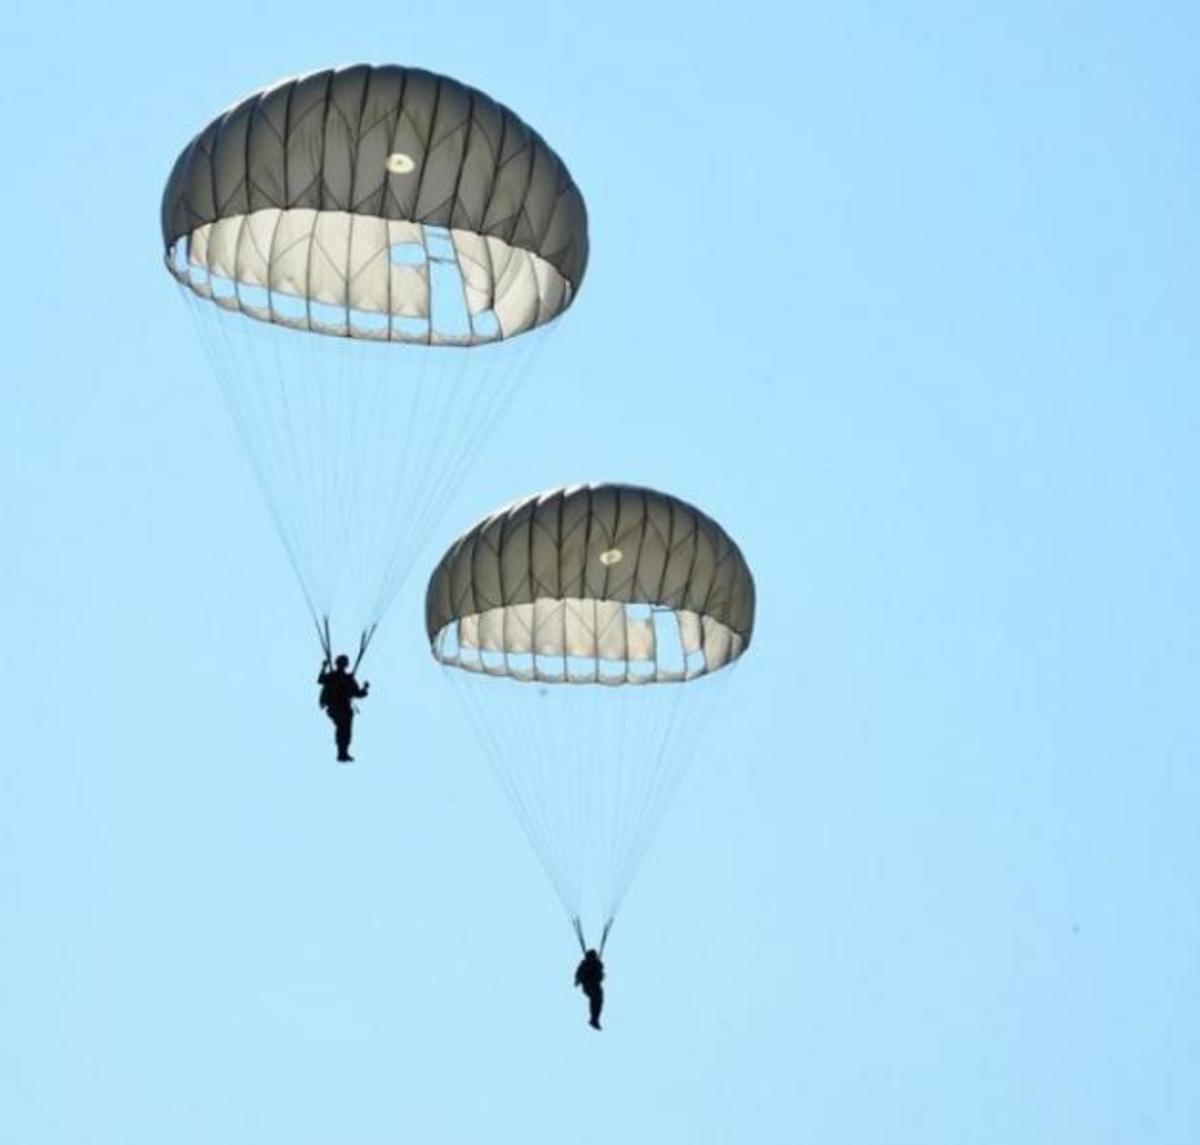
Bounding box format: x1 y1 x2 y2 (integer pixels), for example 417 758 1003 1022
317 654 369 762
574 948 605 1030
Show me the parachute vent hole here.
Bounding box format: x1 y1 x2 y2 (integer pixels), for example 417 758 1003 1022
598 658 626 684
238 282 270 312
271 291 308 323
566 655 597 682
506 651 535 679
210 273 237 303
598 548 623 567
392 314 430 340
350 308 391 336
628 659 655 682
310 301 348 332
385 152 415 175
389 242 425 267
652 609 686 677
424 226 457 262
440 625 462 660
187 263 211 290
429 259 472 339
458 643 483 671
473 310 500 339
537 654 568 681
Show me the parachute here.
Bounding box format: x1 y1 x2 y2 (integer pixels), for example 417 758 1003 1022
162 65 588 660
427 484 755 949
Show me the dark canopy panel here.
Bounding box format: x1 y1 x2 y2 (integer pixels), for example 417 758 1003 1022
163 64 588 286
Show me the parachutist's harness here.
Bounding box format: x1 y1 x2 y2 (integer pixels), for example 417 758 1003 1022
318 616 376 716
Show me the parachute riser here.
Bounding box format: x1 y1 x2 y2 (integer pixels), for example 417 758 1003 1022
316 615 377 674
353 623 378 674
317 616 333 665
570 915 614 956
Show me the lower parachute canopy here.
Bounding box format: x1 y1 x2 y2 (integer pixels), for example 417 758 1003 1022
426 483 755 946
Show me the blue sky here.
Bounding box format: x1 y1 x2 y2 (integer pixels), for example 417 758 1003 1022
2 1 1198 1142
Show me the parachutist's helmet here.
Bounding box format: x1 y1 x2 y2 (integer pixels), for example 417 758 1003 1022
335 654 350 669
586 949 599 960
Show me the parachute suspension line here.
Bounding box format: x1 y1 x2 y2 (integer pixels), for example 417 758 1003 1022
223 292 330 603
352 623 377 673
604 681 690 921
508 677 587 917
267 323 327 600
360 343 471 625
182 287 550 647
181 289 326 632
572 916 587 954
445 665 728 944
599 918 613 956
609 676 686 902
352 337 436 624
561 682 589 911
606 673 733 923
602 678 637 922
293 318 377 619
449 671 582 919
365 329 553 630
332 333 431 631
630 712 686 910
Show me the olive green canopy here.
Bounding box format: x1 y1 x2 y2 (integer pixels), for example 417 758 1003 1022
162 65 588 344
427 484 755 683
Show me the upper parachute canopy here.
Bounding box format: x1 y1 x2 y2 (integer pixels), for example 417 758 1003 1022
427 484 756 684
162 65 589 344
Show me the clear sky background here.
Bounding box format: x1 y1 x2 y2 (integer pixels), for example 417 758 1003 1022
2 2 1198 1142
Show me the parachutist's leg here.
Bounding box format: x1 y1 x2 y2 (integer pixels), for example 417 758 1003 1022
335 712 354 761
588 988 603 1030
